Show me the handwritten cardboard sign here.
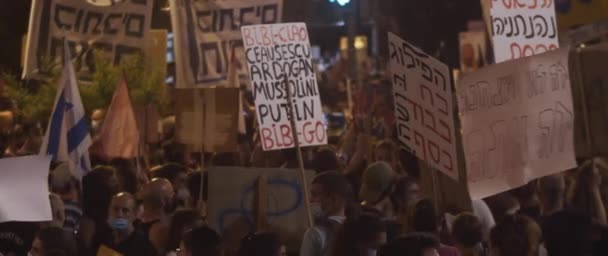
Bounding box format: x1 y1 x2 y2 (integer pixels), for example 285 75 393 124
23 0 153 80
241 23 327 151
175 88 240 153
169 0 283 88
490 0 560 63
207 167 314 253
388 33 460 181
457 48 576 199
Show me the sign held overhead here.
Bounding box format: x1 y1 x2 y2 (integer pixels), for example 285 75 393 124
388 33 460 181
241 23 327 151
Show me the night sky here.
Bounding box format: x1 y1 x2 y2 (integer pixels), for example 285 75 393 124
0 0 481 75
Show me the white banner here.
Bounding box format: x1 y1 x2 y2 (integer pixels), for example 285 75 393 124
457 48 576 199
242 23 326 151
490 0 559 63
23 0 154 80
388 33 460 181
0 156 52 223
170 0 283 88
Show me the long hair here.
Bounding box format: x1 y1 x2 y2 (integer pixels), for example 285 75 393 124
82 166 117 225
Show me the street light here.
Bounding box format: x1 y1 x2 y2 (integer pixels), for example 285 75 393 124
328 0 351 7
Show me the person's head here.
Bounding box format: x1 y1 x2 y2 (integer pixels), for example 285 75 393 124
109 158 139 195
49 163 79 200
390 177 421 215
163 142 189 165
333 214 387 256
82 166 119 224
537 174 565 216
45 193 66 228
312 146 340 174
29 227 78 256
153 163 190 198
484 193 520 223
568 159 604 221
179 226 221 256
167 209 204 251
360 162 397 207
511 180 539 206
411 198 439 234
107 192 137 234
238 232 286 256
373 140 396 163
542 209 593 256
451 213 483 250
489 214 542 256
310 171 353 219
382 233 440 256
141 178 176 215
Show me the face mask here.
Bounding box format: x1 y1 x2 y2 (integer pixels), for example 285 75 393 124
108 218 130 232
310 202 324 220
176 188 190 201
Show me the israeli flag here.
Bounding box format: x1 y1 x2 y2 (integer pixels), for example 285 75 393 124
40 40 92 179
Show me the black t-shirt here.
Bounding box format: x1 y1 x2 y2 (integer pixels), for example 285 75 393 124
0 222 39 256
103 231 157 256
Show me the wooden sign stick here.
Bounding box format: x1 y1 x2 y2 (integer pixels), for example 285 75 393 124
284 74 314 228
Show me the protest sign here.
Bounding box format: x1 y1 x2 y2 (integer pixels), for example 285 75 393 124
169 0 283 88
570 44 608 157
23 0 153 80
0 156 52 222
457 48 576 199
556 0 608 32
459 31 487 73
175 88 240 153
388 33 460 181
241 23 327 151
207 167 314 253
489 0 559 63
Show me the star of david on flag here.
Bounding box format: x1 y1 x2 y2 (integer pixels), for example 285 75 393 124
40 40 92 179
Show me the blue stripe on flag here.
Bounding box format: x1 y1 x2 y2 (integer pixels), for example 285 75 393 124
67 117 89 153
46 92 67 159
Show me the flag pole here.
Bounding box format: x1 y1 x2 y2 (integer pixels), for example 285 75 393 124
284 74 313 228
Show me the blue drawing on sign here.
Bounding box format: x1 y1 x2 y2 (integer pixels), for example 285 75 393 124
217 177 303 233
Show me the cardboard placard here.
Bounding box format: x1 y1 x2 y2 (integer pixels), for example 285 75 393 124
23 0 154 80
207 167 314 253
457 48 576 199
175 88 240 153
489 0 560 63
388 33 460 181
241 23 327 151
169 0 283 88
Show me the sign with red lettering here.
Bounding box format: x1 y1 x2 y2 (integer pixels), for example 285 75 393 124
242 23 327 151
388 33 459 181
490 0 560 63
457 48 576 199
170 0 283 88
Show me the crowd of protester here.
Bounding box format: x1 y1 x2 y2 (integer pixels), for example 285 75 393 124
2 93 608 256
